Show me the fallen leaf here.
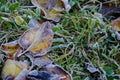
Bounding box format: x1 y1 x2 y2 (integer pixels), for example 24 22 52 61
43 9 62 22
3 75 14 80
99 1 120 20
19 21 54 56
43 64 72 80
28 19 42 28
25 53 52 69
85 62 100 79
1 59 27 79
115 32 120 40
27 70 60 80
1 41 23 59
34 55 53 68
14 69 29 80
111 17 120 31
31 0 71 22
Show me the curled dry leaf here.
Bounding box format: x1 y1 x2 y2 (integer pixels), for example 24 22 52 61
1 41 22 59
43 64 72 80
1 59 27 79
19 21 54 56
111 17 120 31
31 0 71 22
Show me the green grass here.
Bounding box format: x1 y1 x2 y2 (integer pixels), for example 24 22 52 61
0 0 120 80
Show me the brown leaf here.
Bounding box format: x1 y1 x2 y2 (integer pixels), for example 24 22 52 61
27 70 60 80
1 59 28 79
19 21 54 56
111 17 120 31
43 64 72 80
99 1 120 20
31 0 71 22
1 41 23 59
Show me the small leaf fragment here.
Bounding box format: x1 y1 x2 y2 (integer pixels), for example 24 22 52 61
2 59 28 79
15 16 24 25
19 21 54 56
85 62 100 79
115 32 120 40
111 17 120 31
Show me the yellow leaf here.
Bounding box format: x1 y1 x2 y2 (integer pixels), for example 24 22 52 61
1 41 22 59
43 9 62 22
1 59 27 79
19 21 53 56
15 16 24 25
